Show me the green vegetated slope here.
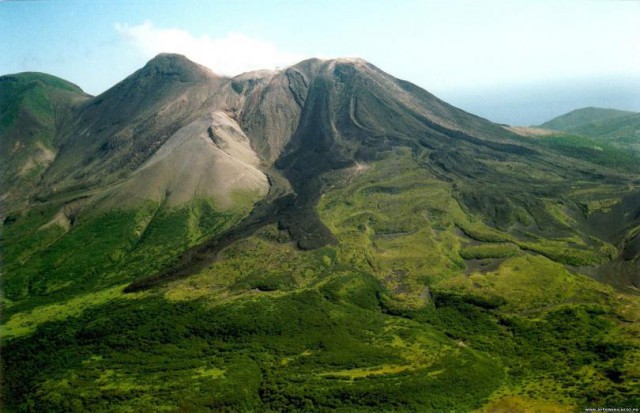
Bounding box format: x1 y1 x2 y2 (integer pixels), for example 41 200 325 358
531 133 640 173
0 73 89 211
2 197 250 317
539 107 640 155
540 107 636 131
3 57 640 412
3 150 640 412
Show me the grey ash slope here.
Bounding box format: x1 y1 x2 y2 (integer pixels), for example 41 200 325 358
0 54 600 208
40 54 234 202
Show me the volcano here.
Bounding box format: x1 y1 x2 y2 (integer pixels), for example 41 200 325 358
2 54 639 412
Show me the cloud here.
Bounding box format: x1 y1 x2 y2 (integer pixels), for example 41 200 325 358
115 21 305 75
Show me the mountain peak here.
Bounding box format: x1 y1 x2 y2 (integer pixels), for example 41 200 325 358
140 53 218 82
146 52 192 65
290 56 371 71
329 56 369 65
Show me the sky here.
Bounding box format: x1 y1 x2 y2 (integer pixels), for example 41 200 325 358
1 0 638 125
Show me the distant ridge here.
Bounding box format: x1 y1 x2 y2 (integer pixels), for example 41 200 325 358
539 106 637 131
538 106 640 155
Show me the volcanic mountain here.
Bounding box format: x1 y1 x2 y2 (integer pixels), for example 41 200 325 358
2 54 639 411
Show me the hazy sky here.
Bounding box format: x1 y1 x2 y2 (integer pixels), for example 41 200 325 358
1 0 638 124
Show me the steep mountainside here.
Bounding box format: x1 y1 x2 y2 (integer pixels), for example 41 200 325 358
0 73 89 212
2 55 640 412
37 54 262 206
